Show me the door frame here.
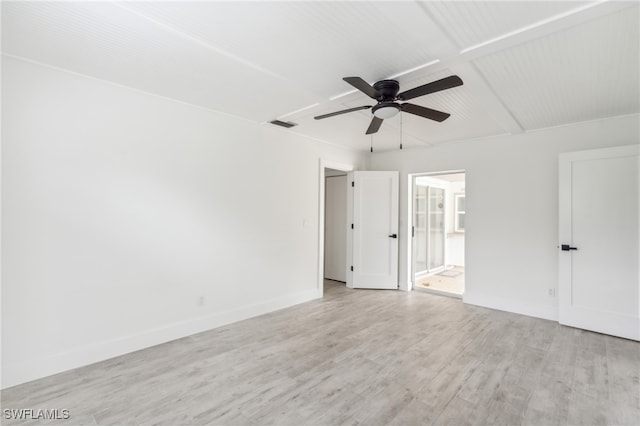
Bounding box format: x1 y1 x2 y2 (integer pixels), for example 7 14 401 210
407 170 465 292
317 159 354 298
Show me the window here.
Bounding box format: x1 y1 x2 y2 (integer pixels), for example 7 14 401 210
454 194 465 232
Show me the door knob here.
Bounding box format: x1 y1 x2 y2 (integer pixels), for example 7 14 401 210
561 244 578 251
389 234 397 238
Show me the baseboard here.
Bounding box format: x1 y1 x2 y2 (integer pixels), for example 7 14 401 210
463 291 558 322
2 289 319 389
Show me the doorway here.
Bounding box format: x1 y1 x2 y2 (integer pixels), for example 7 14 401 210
318 161 353 298
324 169 347 284
410 171 465 298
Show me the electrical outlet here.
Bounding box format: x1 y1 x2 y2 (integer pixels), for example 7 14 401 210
197 296 205 307
548 288 555 297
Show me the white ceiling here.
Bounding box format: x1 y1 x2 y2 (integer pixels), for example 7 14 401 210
2 1 638 152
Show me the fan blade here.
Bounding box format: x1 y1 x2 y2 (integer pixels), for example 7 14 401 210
314 105 371 120
366 117 384 134
343 77 379 99
397 75 463 101
401 103 450 122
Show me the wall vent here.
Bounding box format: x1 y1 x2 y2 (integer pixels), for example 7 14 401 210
269 120 298 128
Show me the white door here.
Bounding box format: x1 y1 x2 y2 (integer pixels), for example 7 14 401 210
347 171 399 289
559 145 639 341
324 175 347 282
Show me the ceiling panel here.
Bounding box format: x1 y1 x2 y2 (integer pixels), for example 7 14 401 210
423 1 590 50
2 1 638 152
1 1 319 122
119 1 443 101
472 6 639 131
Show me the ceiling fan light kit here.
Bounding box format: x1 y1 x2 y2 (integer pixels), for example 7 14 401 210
314 75 463 135
372 102 400 119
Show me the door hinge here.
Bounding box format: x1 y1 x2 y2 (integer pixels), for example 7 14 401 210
351 223 354 229
350 266 354 272
351 181 354 187
412 226 415 237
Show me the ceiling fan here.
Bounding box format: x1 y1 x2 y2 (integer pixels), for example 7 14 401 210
314 75 463 134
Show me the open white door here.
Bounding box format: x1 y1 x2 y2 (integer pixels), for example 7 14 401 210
347 171 399 289
559 145 639 341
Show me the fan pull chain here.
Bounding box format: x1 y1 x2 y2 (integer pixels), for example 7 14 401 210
400 113 403 150
370 134 373 153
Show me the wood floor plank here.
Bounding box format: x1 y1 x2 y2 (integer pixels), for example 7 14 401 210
2 280 638 425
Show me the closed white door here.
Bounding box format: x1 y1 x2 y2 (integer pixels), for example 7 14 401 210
348 171 399 289
324 175 347 282
559 145 639 341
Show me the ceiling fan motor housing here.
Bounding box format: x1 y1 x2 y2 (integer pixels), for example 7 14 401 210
373 80 400 101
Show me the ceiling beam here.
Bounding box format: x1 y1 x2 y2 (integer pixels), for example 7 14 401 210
414 1 524 134
399 0 637 135
457 1 635 61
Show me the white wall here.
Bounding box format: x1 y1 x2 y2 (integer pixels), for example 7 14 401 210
1 57 365 388
370 114 639 321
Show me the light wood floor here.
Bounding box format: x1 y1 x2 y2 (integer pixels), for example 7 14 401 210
2 280 639 425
